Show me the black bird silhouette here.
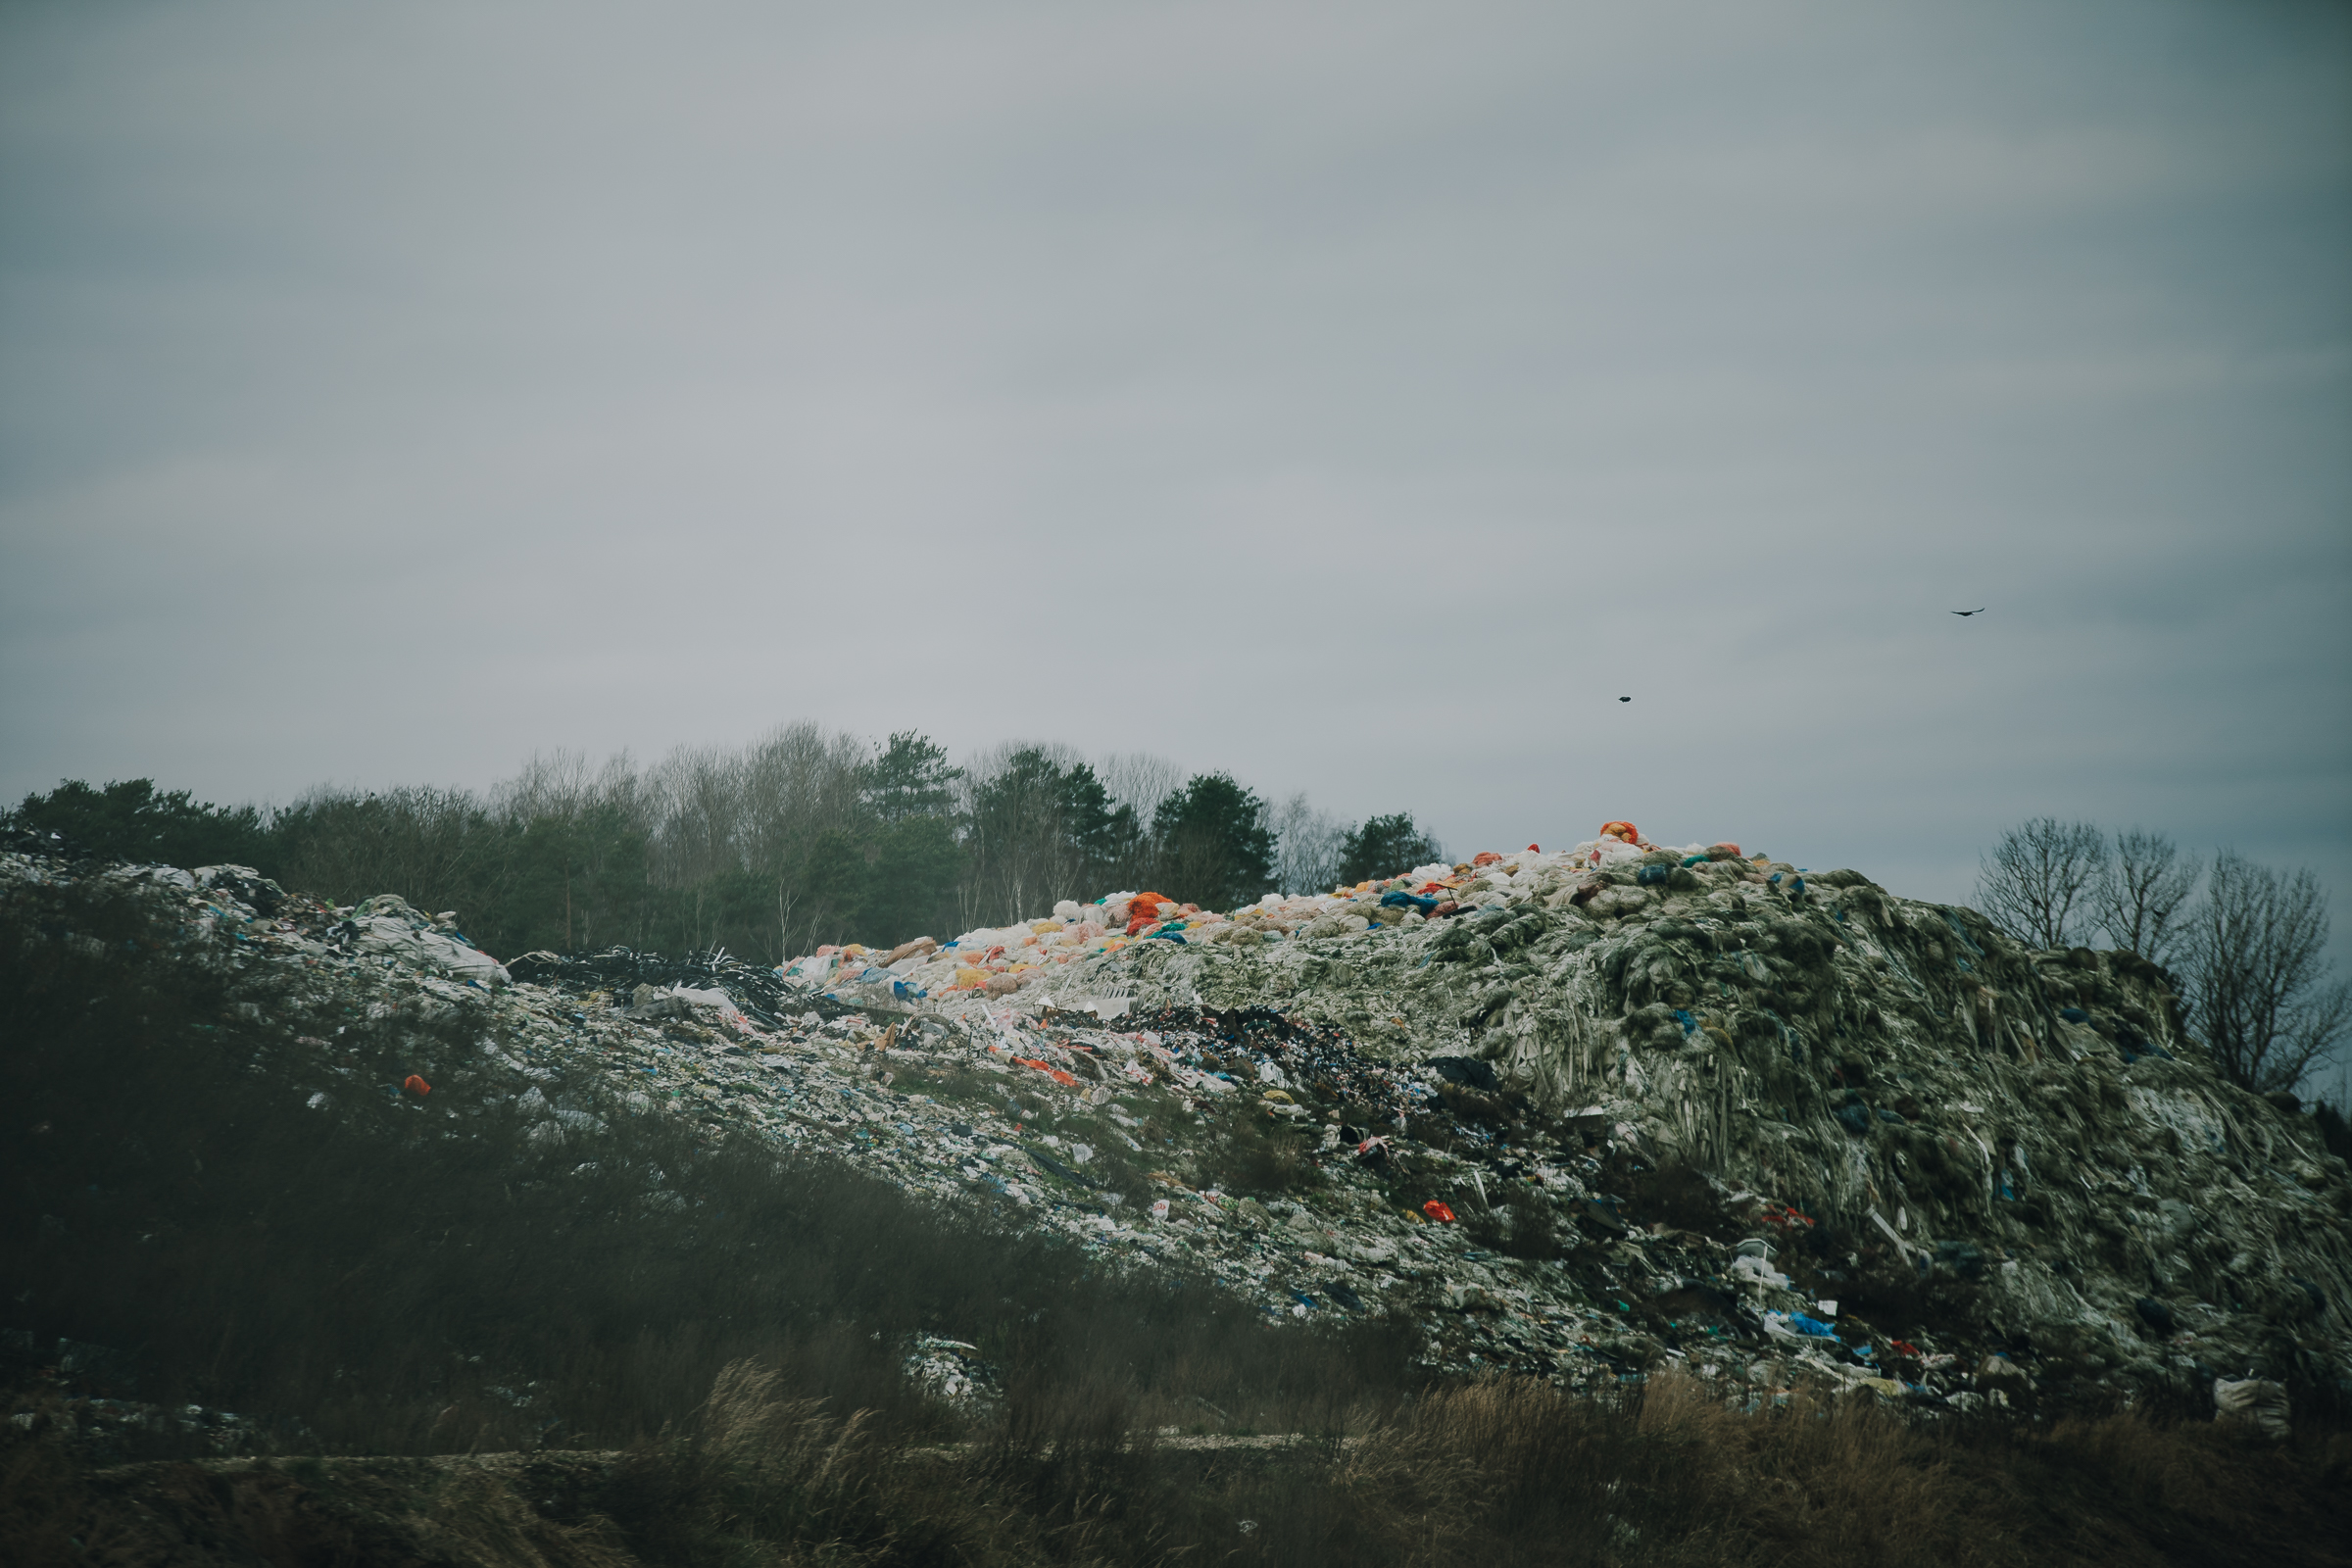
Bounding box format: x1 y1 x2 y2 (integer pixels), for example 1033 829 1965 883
1618 697 1631 703
1952 608 1985 616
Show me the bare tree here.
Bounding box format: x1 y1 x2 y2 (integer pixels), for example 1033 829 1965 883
640 724 871 958
494 747 644 828
1096 751 1181 825
646 745 751 891
1976 817 2109 949
2181 853 2350 1096
2095 828 2200 966
737 724 870 958
1269 793 1346 896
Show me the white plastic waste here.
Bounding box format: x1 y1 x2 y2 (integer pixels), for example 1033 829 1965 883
351 914 510 987
2213 1377 2289 1440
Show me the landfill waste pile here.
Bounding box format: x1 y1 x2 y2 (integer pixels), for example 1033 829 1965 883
6 824 2348 1430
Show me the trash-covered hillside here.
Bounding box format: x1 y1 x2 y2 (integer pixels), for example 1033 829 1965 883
9 822 2348 1427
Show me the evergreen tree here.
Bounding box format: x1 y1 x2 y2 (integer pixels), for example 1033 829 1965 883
7 779 272 873
1336 812 1445 887
503 802 651 955
864 732 961 823
852 733 965 946
1152 773 1276 909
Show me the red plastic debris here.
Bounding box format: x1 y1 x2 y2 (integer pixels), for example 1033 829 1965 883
1422 1200 1457 1224
1526 844 1541 853
402 1074 431 1096
1471 851 1502 867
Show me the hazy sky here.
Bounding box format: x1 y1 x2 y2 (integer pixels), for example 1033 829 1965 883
3 2 2347 944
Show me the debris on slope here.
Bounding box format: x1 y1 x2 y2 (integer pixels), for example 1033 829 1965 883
9 829 2348 1427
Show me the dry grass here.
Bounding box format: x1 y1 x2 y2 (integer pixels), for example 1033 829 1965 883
10 1357 2349 1567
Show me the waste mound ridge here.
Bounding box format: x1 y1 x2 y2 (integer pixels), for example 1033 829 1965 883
13 834 2349 1424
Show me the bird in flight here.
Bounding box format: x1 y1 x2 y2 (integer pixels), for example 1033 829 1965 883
1619 696 1631 703
1952 608 1985 616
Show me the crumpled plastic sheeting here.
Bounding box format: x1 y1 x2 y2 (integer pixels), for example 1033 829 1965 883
2212 1376 2290 1440
336 896 511 987
1765 1310 1839 1341
508 946 854 1027
1730 1253 1790 1293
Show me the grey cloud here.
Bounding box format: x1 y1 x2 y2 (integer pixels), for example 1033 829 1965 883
1 0 2345 1003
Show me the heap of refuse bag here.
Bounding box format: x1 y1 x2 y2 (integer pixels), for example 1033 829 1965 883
12 820 2347 1432
774 820 1757 1016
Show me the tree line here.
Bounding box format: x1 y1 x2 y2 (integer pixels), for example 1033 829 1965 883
11 768 2341 1102
1976 817 2348 1099
3 726 1446 965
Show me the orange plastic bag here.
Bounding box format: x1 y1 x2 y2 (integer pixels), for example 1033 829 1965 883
1125 892 1171 936
1598 821 1641 844
402 1074 431 1096
1422 1200 1456 1224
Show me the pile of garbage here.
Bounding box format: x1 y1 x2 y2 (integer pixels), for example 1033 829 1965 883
8 823 2347 1430
507 945 869 1027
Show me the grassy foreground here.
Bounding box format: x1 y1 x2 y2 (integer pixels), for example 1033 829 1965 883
3 875 2346 1566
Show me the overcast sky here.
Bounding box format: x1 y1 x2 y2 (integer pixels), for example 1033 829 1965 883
3 1 2347 953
